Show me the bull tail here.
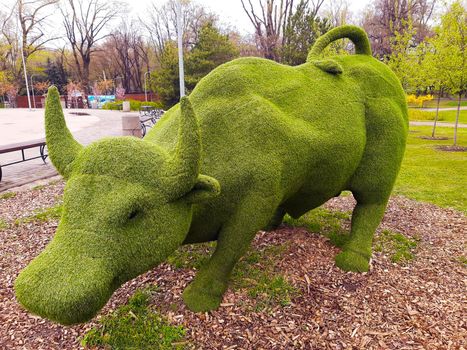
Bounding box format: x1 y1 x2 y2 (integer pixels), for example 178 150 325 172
307 25 372 62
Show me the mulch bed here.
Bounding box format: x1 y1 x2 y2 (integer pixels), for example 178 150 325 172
419 136 449 141
436 145 466 152
1 182 466 349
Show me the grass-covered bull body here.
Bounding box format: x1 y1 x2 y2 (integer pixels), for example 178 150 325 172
15 26 408 325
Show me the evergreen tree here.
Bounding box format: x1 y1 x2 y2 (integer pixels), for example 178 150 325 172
150 42 181 109
185 22 239 91
281 0 332 66
151 22 239 109
45 58 68 94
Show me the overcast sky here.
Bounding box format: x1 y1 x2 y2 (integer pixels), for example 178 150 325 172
1 0 373 38
125 0 372 34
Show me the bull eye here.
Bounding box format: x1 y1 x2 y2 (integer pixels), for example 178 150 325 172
128 209 139 220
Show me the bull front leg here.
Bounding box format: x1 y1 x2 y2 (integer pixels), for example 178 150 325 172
182 192 279 312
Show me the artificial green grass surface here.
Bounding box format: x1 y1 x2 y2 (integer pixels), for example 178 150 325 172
16 25 409 325
395 126 467 212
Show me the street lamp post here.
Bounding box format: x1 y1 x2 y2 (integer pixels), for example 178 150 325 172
144 71 151 102
176 0 185 98
114 76 123 95
17 0 32 110
30 74 37 109
20 44 32 110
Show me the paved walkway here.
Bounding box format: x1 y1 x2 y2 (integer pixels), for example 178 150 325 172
420 106 467 112
0 108 135 192
409 121 467 128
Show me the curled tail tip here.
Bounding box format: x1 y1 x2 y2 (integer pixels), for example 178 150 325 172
307 25 372 61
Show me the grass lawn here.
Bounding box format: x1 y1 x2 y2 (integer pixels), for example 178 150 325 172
408 108 467 123
420 99 467 108
395 126 466 213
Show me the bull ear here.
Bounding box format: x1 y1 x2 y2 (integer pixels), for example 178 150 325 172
181 175 220 204
45 86 83 178
313 59 343 74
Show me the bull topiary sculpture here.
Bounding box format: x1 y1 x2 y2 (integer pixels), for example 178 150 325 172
15 25 408 325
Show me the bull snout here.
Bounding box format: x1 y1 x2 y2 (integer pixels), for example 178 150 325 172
15 231 121 325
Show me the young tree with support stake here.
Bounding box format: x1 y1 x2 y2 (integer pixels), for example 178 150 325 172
430 1 466 146
423 42 449 138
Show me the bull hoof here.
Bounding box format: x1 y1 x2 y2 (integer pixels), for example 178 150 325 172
335 250 370 272
182 280 226 312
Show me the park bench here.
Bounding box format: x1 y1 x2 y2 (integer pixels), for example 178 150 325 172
0 139 48 182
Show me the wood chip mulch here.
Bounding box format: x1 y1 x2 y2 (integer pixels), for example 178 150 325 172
0 182 466 350
436 145 467 152
419 136 449 141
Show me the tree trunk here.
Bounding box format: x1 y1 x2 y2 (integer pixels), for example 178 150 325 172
431 86 442 138
72 50 83 85
82 56 91 96
453 91 461 146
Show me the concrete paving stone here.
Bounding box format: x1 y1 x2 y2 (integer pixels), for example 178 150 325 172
0 108 139 192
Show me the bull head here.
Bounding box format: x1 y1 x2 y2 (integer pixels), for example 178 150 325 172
14 86 220 325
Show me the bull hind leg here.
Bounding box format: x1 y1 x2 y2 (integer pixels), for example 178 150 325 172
183 189 281 312
335 97 407 272
334 198 390 271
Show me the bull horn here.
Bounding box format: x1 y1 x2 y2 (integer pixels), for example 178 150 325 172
45 86 83 178
165 96 201 199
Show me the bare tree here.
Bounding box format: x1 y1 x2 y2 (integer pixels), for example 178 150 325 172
362 0 438 58
415 0 438 42
240 0 325 61
61 0 123 92
0 8 20 75
95 21 151 93
1 0 58 85
323 0 352 27
18 0 59 58
142 0 217 60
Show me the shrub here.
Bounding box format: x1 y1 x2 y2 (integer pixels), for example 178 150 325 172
408 109 445 121
102 99 163 111
406 94 434 108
